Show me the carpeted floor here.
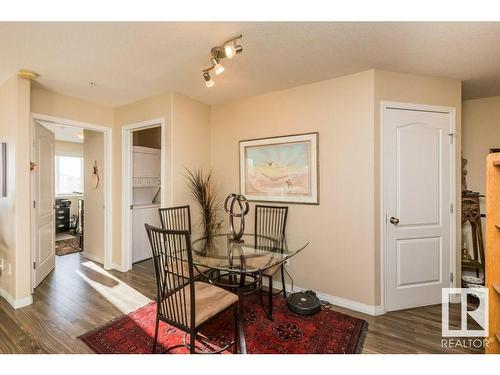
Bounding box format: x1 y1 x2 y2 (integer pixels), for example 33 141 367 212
55 237 82 256
80 294 367 354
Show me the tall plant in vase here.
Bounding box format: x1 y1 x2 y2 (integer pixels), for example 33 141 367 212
185 168 222 243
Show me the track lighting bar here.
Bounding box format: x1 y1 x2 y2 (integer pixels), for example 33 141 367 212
202 34 243 88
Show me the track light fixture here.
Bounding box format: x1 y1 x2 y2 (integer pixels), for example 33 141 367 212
202 34 243 87
203 71 214 88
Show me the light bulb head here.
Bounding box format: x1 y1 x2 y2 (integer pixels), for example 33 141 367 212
211 57 224 75
214 63 224 75
203 71 214 88
224 44 236 59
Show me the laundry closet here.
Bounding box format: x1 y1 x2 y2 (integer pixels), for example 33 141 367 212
131 126 161 263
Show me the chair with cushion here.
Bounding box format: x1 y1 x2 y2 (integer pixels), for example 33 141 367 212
158 205 208 278
145 224 239 354
159 205 192 234
254 205 288 318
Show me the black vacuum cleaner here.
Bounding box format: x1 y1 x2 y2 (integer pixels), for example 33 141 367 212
286 290 322 315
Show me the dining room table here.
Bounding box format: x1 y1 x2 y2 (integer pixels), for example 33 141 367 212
190 232 310 354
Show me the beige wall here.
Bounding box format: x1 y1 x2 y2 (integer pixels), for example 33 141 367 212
462 96 500 200
373 70 463 303
211 70 462 307
83 130 105 263
114 92 172 265
211 71 377 305
31 85 114 127
462 96 500 258
32 86 116 265
1 69 463 310
55 140 83 157
171 93 211 237
114 91 211 263
0 76 32 304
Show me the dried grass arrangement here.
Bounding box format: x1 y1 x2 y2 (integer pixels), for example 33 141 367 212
185 168 223 240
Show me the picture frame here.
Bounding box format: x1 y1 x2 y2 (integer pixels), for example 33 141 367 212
239 132 319 204
0 142 7 197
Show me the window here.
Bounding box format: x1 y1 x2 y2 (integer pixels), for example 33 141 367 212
55 155 83 195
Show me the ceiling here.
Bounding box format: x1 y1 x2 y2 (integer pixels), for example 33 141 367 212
1 22 500 107
37 120 84 143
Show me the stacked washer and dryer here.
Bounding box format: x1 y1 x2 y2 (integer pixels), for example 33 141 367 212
131 145 161 263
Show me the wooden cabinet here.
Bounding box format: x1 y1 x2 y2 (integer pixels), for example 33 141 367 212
486 153 500 354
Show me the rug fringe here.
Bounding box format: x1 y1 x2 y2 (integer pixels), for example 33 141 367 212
354 320 369 354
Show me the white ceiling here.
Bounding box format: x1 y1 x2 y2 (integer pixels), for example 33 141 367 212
1 22 500 107
37 120 84 143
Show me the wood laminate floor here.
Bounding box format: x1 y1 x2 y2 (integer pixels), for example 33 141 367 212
0 253 483 354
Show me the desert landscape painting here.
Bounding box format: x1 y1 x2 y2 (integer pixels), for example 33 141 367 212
240 133 318 204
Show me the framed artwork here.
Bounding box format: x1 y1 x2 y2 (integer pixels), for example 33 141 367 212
0 142 6 197
239 132 319 204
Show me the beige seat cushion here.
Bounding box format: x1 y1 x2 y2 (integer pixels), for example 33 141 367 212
161 281 238 328
244 254 283 276
165 260 210 278
262 263 281 277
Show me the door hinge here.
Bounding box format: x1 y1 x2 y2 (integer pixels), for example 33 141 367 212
448 133 455 144
450 203 454 214
33 200 36 209
450 272 454 283
33 262 36 270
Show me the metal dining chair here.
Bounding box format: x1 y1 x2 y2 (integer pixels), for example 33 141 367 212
145 224 239 354
254 205 288 318
158 205 209 279
158 205 192 234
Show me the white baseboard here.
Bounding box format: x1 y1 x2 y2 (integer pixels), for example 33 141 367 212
82 253 104 265
0 287 33 309
109 263 129 272
262 279 384 316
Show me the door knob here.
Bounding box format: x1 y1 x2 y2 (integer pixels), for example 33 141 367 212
389 217 400 225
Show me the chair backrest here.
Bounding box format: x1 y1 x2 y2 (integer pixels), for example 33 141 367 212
158 205 192 234
145 224 195 331
254 205 288 250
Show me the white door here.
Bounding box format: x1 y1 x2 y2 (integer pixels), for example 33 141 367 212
34 124 56 286
384 105 454 311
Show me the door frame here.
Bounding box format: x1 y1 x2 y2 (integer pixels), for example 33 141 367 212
30 113 113 291
121 118 167 272
380 101 457 313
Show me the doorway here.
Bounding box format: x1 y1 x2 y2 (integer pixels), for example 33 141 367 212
30 113 113 290
121 118 166 272
381 102 456 312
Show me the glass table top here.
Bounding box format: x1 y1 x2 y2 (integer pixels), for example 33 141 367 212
190 233 309 273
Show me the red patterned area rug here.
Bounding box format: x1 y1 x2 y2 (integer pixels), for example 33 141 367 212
80 294 367 354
